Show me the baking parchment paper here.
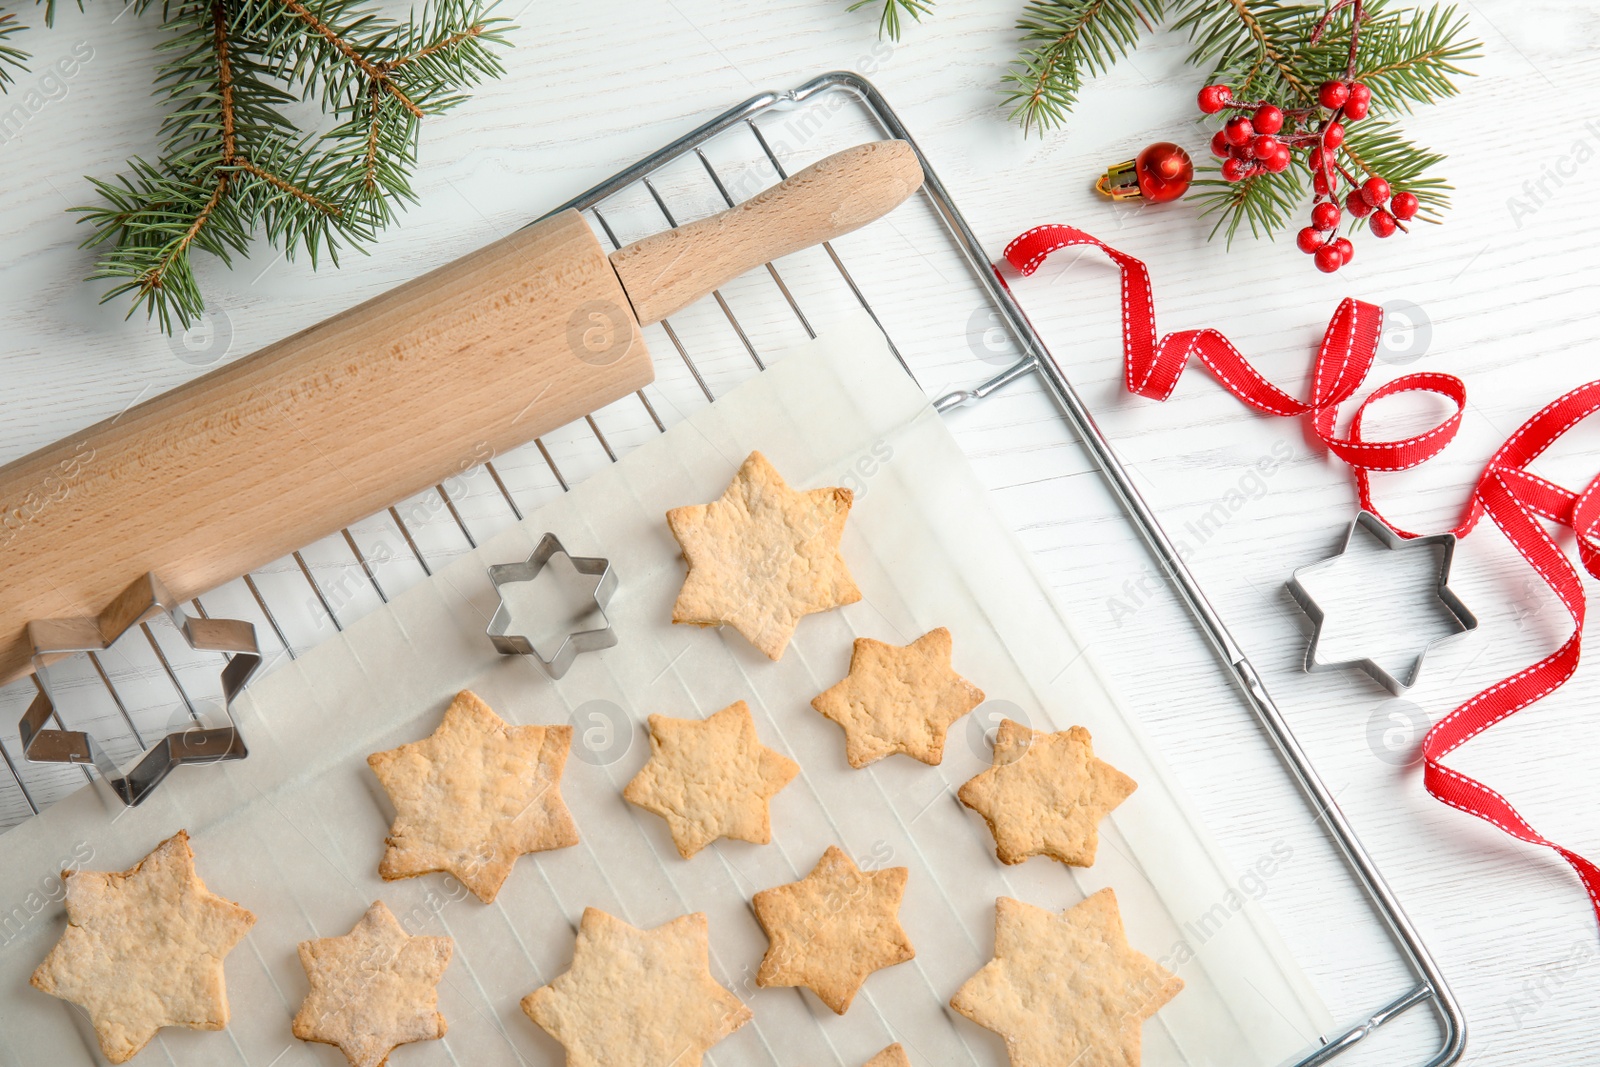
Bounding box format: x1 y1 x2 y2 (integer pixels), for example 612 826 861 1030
0 309 1331 1066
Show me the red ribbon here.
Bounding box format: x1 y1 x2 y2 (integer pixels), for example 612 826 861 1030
1003 223 1600 929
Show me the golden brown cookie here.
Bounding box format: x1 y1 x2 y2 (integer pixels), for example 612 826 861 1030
522 907 751 1066
752 845 915 1014
957 719 1136 867
29 830 256 1064
951 890 1183 1067
292 901 452 1067
667 450 861 660
367 689 580 903
623 700 799 858
810 628 984 768
865 1045 911 1067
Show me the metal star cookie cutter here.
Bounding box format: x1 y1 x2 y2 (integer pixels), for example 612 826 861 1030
1285 510 1478 695
22 572 262 806
486 533 618 679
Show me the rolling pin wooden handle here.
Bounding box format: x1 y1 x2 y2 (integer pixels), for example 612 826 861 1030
608 140 925 326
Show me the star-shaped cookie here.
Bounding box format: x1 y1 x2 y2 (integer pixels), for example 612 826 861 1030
667 450 861 660
367 689 580 903
810 628 984 767
292 901 452 1067
865 1046 911 1067
752 845 915 1014
951 890 1183 1067
958 719 1136 867
623 700 799 858
522 907 751 1066
29 830 256 1064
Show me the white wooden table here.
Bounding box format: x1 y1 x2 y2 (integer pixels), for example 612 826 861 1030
2 1 1596 1063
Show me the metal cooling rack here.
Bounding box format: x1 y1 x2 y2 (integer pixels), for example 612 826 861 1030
0 71 1463 1067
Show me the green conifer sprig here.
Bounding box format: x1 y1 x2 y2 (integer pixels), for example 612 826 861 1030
1182 0 1473 243
0 13 28 85
1003 0 1164 134
1348 2 1476 112
1170 0 1332 106
847 0 933 41
849 0 1476 244
2 0 507 331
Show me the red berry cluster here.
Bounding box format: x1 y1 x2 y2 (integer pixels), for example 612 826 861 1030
1199 79 1419 273
1199 88 1294 181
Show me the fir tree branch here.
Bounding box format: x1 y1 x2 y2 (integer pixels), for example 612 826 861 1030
236 159 341 212
1351 2 1477 112
0 13 28 86
274 0 425 116
1002 0 1165 135
1337 119 1449 222
391 25 483 69
214 0 235 159
1189 1 1467 244
163 176 229 281
67 0 508 331
1172 0 1332 104
831 0 1475 262
361 82 382 192
1192 161 1311 242
847 0 934 41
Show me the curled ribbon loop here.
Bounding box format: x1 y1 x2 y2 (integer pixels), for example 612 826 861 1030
1004 223 1600 932
1003 225 1466 527
1422 386 1600 921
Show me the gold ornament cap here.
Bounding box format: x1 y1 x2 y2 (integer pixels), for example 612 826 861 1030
1095 158 1144 200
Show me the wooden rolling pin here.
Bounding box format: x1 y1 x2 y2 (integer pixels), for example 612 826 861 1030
0 140 925 685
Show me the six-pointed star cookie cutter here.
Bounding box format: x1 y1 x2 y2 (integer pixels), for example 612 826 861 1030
1286 511 1478 695
486 533 617 679
22 572 262 806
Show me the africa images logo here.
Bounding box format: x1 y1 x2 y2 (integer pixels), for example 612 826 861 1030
566 299 633 367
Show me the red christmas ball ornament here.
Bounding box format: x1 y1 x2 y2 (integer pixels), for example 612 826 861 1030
1311 201 1342 231
1095 142 1195 203
1369 210 1398 238
1314 244 1344 273
1345 82 1372 121
1253 105 1285 134
1318 80 1350 110
1224 116 1254 146
1198 84 1233 114
1362 176 1391 206
1296 226 1324 254
1391 190 1419 220
1344 190 1374 218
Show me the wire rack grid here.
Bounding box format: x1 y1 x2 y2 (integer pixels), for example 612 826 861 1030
0 72 1463 1067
